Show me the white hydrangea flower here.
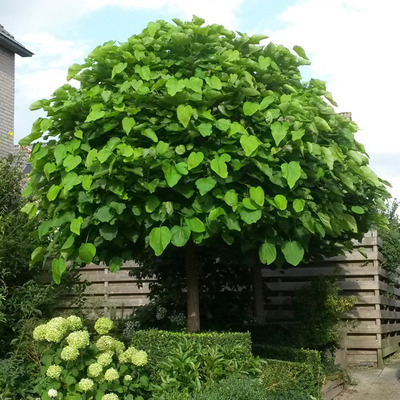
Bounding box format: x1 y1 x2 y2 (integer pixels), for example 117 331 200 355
124 374 132 382
97 351 114 366
66 330 90 349
101 393 119 400
33 324 47 341
45 317 68 343
94 317 113 335
78 378 94 392
60 345 79 361
46 365 62 379
66 315 83 331
131 350 148 366
88 362 103 378
48 389 58 398
96 335 115 352
104 367 119 382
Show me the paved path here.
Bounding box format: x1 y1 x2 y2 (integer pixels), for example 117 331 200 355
336 359 400 400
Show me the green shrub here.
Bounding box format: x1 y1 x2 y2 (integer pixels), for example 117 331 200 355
130 330 252 369
153 338 260 396
192 375 269 400
33 316 153 400
379 199 400 276
260 359 321 399
292 277 356 351
253 344 323 385
0 355 39 399
192 374 315 400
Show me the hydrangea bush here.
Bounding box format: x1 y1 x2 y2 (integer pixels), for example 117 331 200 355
33 316 152 400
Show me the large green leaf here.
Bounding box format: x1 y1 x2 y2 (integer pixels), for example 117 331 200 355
271 121 288 146
70 217 83 235
206 76 222 90
197 123 212 137
195 177 217 196
259 242 277 265
54 144 67 166
171 226 191 247
52 258 66 284
293 45 308 60
149 227 171 255
187 77 203 93
224 190 238 208
142 128 158 142
240 135 259 156
185 217 205 233
239 209 262 224
274 194 287 210
122 117 136 134
343 214 358 233
177 105 194 128
79 243 96 264
162 162 182 187
166 77 186 96
281 241 304 266
210 154 231 178
281 161 302 189
63 155 81 172
31 246 44 265
351 206 365 215
85 104 105 122
187 152 204 170
111 62 127 79
249 186 264 207
47 185 62 201
94 206 114 222
145 195 161 213
293 199 305 213
243 101 260 116
109 256 124 272
315 116 332 132
209 207 226 221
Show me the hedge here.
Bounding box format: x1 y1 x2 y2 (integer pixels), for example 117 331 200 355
192 374 317 400
253 344 323 385
130 330 252 366
260 358 322 399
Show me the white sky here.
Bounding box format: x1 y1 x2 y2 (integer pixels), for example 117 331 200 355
2 0 400 200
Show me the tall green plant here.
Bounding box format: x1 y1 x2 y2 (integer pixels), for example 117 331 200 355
378 199 400 275
21 17 389 331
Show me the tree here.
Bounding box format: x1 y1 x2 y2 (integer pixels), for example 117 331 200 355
21 17 389 332
378 199 400 276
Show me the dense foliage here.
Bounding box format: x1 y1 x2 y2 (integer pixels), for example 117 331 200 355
0 153 57 356
127 330 252 368
292 278 356 351
20 17 388 286
379 199 400 275
0 153 37 286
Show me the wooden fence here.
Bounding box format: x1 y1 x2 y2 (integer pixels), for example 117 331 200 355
263 231 400 367
61 261 150 319
63 231 400 366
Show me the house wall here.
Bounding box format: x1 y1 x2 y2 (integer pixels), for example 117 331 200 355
0 46 15 158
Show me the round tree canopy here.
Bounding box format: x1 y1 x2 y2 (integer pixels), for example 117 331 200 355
20 16 389 282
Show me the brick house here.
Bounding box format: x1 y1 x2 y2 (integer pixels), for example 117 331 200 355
0 24 33 158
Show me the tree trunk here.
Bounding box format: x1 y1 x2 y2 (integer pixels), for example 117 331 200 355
251 259 266 324
184 237 200 332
